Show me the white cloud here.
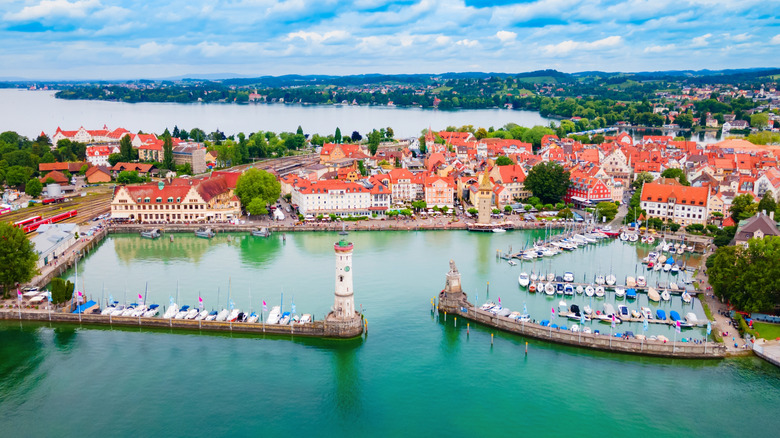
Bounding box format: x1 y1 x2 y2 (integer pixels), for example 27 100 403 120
543 36 622 56
730 33 751 42
456 39 479 48
286 30 351 44
644 44 676 53
4 0 101 21
691 33 712 47
771 34 780 45
496 30 517 43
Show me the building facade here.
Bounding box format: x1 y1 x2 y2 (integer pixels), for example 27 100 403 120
640 181 710 226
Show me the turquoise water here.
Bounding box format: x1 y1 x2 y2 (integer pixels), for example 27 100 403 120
1 231 778 437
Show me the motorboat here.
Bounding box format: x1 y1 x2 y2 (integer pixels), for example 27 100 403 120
606 274 616 286
595 286 605 298
626 277 636 288
556 283 565 294
251 227 270 237
570 324 580 333
681 292 692 304
647 287 660 302
595 275 605 285
480 302 497 311
101 301 119 315
279 312 291 325
629 234 639 242
216 309 230 321
563 272 574 282
227 309 241 322
185 308 199 319
495 308 512 318
247 312 259 323
507 259 517 266
529 283 537 293
563 284 574 296
195 309 210 320
163 304 178 319
637 276 647 287
518 273 530 287
626 288 637 300
631 309 641 318
585 286 595 297
300 314 312 324
576 285 584 295
685 312 698 324
656 309 666 320
174 305 191 319
488 305 504 315
583 305 593 315
617 305 630 319
140 228 161 239
143 304 160 317
544 283 555 295
205 310 218 321
195 228 215 239
620 232 629 241
614 287 626 299
641 307 652 320
583 327 592 334
661 290 671 301
671 265 679 274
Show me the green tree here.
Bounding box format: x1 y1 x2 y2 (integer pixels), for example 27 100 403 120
368 130 381 156
119 135 133 161
24 178 42 198
334 127 342 144
730 193 756 221
709 236 780 312
5 166 33 187
557 207 573 219
116 170 143 184
495 156 513 166
632 171 654 189
50 277 75 305
296 125 304 136
750 113 769 130
523 161 570 204
108 153 122 166
504 205 513 213
757 192 776 215
595 202 619 222
475 127 488 139
162 135 175 170
386 127 394 139
235 168 281 210
467 208 478 215
246 197 269 216
411 200 427 211
660 168 689 186
79 164 89 175
0 223 39 297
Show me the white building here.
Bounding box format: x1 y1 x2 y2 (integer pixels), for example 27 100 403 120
640 181 710 226
292 180 372 217
31 223 78 268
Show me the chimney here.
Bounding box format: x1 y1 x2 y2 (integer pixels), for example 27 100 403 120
771 211 775 220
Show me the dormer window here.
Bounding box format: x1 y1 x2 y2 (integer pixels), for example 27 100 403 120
156 197 162 203
144 197 150 203
168 197 174 203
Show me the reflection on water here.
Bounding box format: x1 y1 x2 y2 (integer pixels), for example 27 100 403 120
331 341 362 422
0 325 44 400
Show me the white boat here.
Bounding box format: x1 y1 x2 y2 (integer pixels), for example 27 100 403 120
121 306 138 317
266 306 281 324
130 306 147 317
663 263 672 272
583 305 592 315
530 272 538 282
681 292 692 304
570 324 580 333
576 285 584 294
629 234 639 242
631 309 641 318
163 304 178 319
583 327 592 334
185 308 199 319
615 287 626 298
215 309 229 321
140 228 160 239
110 305 126 317
585 286 595 297
563 272 574 282
637 276 647 287
195 228 215 238
606 274 616 286
507 260 517 266
480 302 497 311
251 227 270 237
595 286 605 298
563 284 574 296
544 283 555 295
620 232 629 241
626 276 636 287
195 309 210 320
227 309 241 322
661 290 671 301
658 254 668 264
247 312 259 323
101 303 118 315
299 314 312 324
546 272 555 282
617 305 630 319
204 311 218 321
143 305 160 317
641 307 653 319
279 312 291 325
595 275 605 285
677 246 684 255
558 299 567 309
647 287 660 302
670 282 680 292
492 228 506 233
653 263 662 271
646 236 655 245
174 306 191 319
671 265 680 274
518 273 530 287
685 312 698 323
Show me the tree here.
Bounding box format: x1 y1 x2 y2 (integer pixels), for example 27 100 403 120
162 135 175 170
557 207 573 219
235 168 281 210
334 127 342 144
50 277 75 305
108 153 123 166
386 127 394 139
79 164 89 175
709 236 780 312
24 178 42 198
750 113 769 130
296 125 304 136
368 130 381 156
411 200 427 211
5 166 33 187
660 168 689 186
730 193 756 221
475 127 488 139
595 202 618 222
757 193 776 216
504 205 513 213
495 156 513 166
467 208 478 215
246 197 269 216
0 223 39 297
351 131 362 142
632 172 654 189
119 135 133 161
116 170 143 184
523 161 570 204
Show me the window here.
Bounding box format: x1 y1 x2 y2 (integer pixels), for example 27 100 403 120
144 197 150 203
168 197 174 203
156 197 162 203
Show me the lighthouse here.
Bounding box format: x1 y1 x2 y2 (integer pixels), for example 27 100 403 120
333 238 355 319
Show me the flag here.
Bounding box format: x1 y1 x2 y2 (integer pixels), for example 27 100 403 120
706 321 712 336
643 318 649 332
676 320 681 334
291 303 296 314
229 299 235 310
170 296 175 306
109 294 114 304
498 297 501 305
611 314 616 329
523 303 527 315
580 313 585 325
138 293 143 305
77 291 83 304
551 306 555 315
47 291 52 302
262 300 267 312
17 288 22 301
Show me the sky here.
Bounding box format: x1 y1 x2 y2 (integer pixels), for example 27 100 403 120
1 0 779 80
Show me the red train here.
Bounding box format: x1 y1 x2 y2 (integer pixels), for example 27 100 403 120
23 210 78 233
42 196 65 205
14 215 42 228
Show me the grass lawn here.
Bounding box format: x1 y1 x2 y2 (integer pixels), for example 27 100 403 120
750 321 780 340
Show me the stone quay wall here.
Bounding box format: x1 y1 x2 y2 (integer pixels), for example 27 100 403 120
0 309 363 339
439 291 726 359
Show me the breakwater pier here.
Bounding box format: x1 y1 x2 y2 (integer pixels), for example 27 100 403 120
437 260 726 358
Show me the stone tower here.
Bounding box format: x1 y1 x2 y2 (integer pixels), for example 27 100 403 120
477 172 493 224
333 238 355 319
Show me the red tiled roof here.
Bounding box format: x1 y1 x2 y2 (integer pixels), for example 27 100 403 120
641 182 709 206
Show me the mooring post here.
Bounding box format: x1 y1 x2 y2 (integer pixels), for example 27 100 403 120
454 317 457 328
525 342 528 355
467 323 470 335
491 333 494 345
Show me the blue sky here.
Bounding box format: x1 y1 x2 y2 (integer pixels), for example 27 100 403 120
1 0 779 80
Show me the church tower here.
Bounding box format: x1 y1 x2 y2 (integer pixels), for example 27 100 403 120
477 172 493 224
333 238 355 319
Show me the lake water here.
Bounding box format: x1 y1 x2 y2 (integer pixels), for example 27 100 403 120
0 89 554 139
1 230 778 437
